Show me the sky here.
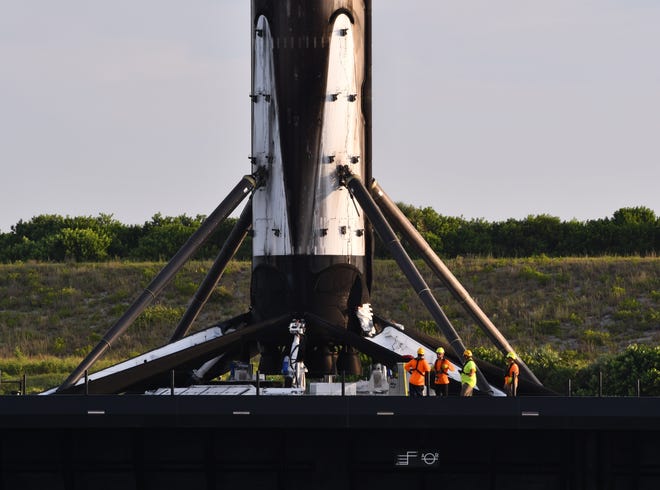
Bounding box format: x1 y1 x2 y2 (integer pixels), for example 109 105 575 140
1 1 659 233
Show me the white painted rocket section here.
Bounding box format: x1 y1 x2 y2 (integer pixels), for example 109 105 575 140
251 16 293 257
312 14 366 257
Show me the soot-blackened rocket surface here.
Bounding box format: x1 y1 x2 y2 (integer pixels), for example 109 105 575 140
250 0 373 375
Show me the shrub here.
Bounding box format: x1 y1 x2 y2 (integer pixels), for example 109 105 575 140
574 344 660 396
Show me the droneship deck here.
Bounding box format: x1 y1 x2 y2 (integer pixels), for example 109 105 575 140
1 394 659 489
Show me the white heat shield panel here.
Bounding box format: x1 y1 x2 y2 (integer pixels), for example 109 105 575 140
251 15 293 257
312 14 366 257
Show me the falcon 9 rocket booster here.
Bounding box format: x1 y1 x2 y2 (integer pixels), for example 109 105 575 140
55 0 543 395
249 0 373 375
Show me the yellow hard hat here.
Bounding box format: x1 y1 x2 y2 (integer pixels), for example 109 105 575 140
436 347 445 354
463 349 472 357
506 352 516 360
417 347 425 356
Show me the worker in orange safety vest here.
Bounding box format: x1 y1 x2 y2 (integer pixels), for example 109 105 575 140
404 347 431 398
504 352 519 397
432 347 455 397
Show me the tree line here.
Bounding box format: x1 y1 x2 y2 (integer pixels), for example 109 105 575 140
0 205 657 263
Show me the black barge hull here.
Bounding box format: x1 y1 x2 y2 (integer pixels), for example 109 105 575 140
1 396 659 489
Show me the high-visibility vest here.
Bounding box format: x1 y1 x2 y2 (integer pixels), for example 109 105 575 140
505 362 519 385
433 358 454 385
405 357 431 386
461 359 477 388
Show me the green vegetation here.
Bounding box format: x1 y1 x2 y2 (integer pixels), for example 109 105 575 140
0 203 657 394
0 257 658 394
474 344 660 396
390 204 658 257
1 205 658 263
0 213 250 263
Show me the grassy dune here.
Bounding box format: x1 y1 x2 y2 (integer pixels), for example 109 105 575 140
0 257 658 393
373 256 660 355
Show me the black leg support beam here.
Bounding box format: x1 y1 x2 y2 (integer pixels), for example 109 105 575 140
340 169 494 395
57 175 256 393
170 199 253 342
370 179 542 387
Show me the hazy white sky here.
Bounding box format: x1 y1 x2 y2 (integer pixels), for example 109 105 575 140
1 1 658 232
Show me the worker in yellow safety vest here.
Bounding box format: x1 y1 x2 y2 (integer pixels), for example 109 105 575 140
504 352 519 397
404 347 431 398
432 347 454 397
460 350 477 397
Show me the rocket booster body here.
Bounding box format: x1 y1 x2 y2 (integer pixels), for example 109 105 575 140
54 1 540 395
250 0 372 372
